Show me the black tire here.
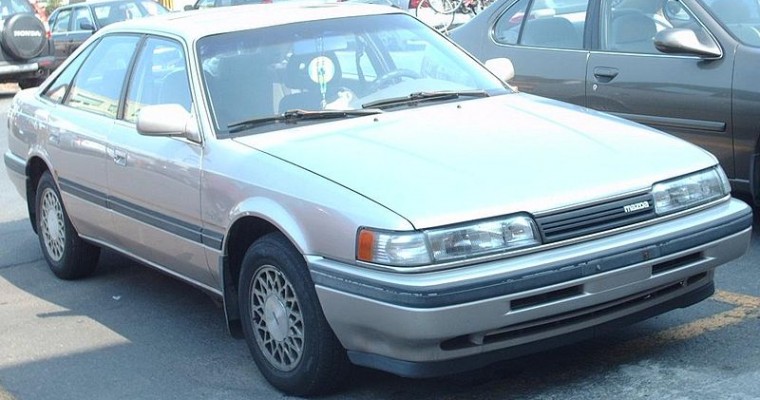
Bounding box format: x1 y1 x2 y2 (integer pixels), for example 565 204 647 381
239 232 350 396
35 172 100 280
1 13 47 60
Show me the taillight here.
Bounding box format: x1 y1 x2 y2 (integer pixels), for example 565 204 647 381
409 0 423 7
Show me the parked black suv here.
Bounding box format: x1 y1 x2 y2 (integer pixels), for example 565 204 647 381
0 0 54 88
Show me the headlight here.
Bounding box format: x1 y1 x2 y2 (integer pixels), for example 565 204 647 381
652 167 730 215
357 214 541 267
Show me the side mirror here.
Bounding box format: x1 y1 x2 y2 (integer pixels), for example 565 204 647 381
654 28 721 59
484 58 515 82
79 21 95 31
136 104 200 143
183 4 196 10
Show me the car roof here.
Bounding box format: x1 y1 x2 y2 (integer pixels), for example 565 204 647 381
98 3 401 40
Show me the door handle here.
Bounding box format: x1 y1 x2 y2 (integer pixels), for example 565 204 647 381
593 67 619 83
108 148 128 166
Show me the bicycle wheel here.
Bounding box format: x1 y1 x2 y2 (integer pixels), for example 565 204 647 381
429 0 459 14
415 0 456 31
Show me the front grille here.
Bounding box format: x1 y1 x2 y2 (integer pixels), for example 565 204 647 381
536 193 656 243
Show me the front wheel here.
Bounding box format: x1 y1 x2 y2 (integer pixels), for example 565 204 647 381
239 233 350 396
35 172 100 279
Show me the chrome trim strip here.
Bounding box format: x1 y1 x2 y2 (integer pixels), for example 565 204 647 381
59 178 225 250
3 151 26 175
612 112 726 133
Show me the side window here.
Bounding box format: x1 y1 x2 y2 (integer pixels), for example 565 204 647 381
42 44 96 103
703 0 760 46
73 7 94 31
52 9 72 33
196 0 215 8
124 37 191 123
494 0 589 49
493 0 530 45
600 0 715 53
65 35 140 118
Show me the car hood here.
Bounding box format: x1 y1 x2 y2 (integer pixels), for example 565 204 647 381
233 94 718 229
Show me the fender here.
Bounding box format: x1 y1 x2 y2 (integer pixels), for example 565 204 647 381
219 196 310 339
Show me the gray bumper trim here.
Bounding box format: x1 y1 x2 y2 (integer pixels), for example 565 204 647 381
3 152 26 175
346 280 715 378
311 207 752 308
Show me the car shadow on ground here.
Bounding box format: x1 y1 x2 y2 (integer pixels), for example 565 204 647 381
0 214 754 399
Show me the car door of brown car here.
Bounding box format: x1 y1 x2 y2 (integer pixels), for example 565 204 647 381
585 0 734 177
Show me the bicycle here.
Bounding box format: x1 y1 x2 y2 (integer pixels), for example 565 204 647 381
414 0 493 32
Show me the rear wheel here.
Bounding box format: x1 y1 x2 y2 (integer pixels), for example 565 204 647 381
239 232 350 396
35 172 100 279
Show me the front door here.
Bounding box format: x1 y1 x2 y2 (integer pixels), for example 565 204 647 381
105 36 214 287
586 0 734 176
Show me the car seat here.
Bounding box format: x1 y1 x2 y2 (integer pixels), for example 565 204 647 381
609 10 657 53
520 17 581 49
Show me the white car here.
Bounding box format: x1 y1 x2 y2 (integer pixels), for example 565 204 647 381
4 2 752 396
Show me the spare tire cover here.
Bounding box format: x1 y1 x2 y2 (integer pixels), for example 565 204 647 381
1 14 46 61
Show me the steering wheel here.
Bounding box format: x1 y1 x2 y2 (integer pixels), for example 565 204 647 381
370 69 422 91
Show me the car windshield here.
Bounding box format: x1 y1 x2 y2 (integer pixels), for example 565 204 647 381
0 0 33 17
197 13 511 135
701 0 760 46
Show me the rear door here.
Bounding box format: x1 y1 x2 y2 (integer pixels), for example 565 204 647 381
38 35 139 244
586 0 734 176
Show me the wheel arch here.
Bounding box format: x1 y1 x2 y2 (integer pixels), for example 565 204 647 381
25 156 51 234
750 135 760 206
221 208 308 338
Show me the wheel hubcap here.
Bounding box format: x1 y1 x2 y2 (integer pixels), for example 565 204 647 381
250 265 304 371
40 188 65 262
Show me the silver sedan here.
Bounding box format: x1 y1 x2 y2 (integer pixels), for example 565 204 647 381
3 2 753 396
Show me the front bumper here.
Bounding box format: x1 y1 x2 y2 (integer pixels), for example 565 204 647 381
310 198 752 377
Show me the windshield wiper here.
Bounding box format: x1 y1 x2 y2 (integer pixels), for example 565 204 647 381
361 90 489 110
228 108 383 134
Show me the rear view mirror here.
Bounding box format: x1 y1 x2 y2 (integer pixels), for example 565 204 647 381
484 58 515 82
654 28 721 59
